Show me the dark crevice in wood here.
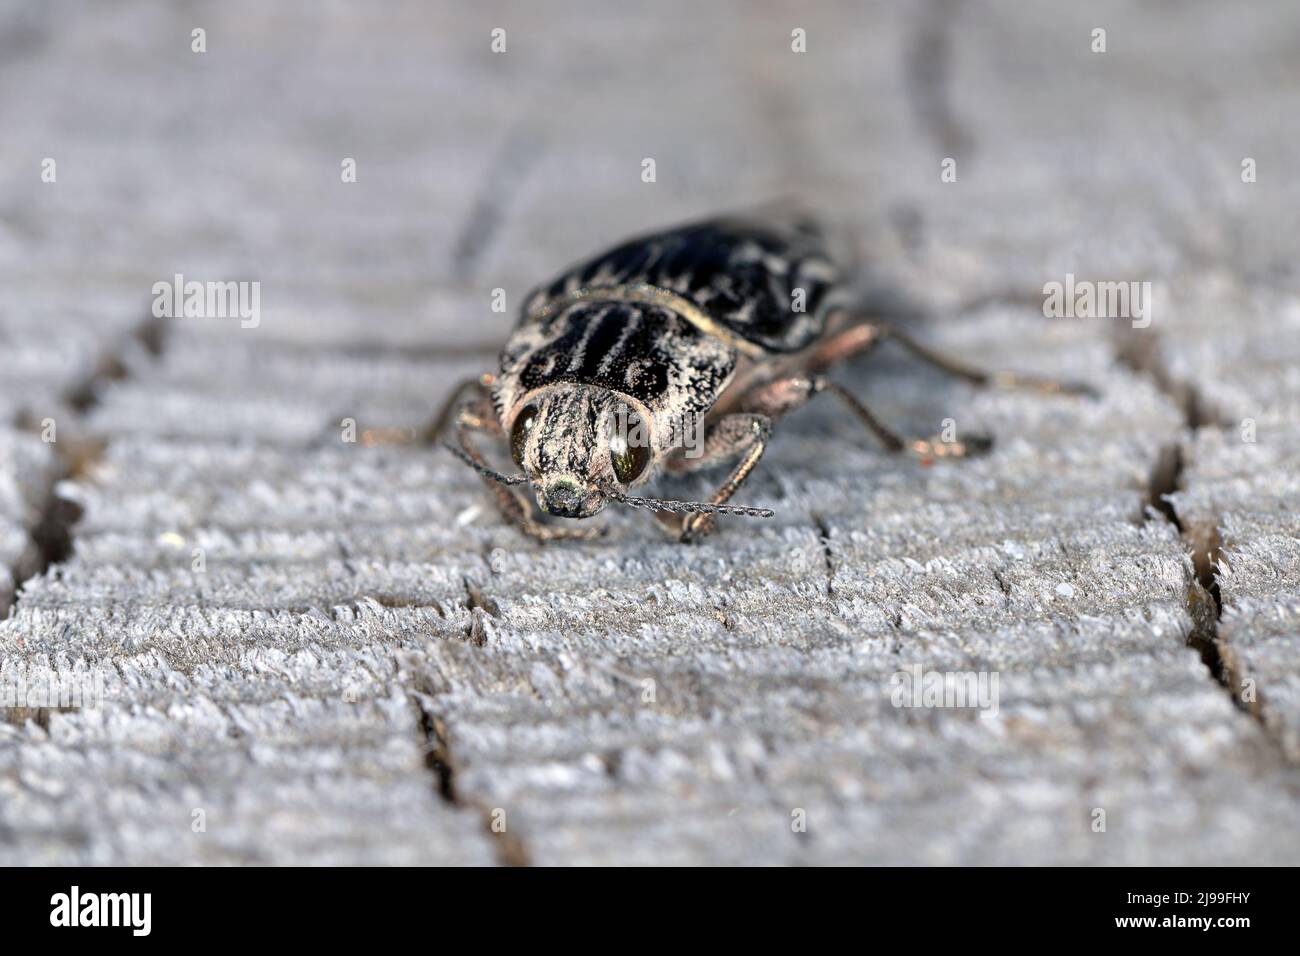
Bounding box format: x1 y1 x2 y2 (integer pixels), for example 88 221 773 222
417 705 459 805
1115 330 1230 432
811 513 834 596
462 578 500 617
1120 332 1277 737
4 312 170 618
2 468 85 623
991 567 1012 606
27 491 84 587
461 577 499 646
66 313 168 413
410 691 533 867
1145 443 1184 530
1183 519 1230 689
1178 515 1286 761
1118 329 1220 641
1133 408 1233 695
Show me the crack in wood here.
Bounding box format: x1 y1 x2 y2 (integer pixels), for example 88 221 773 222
991 566 1012 605
811 513 835 596
1123 331 1289 753
66 313 167 414
3 312 169 618
460 577 500 646
1144 442 1184 528
410 691 532 867
1115 330 1230 432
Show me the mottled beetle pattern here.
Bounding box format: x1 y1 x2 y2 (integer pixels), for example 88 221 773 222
435 213 1092 542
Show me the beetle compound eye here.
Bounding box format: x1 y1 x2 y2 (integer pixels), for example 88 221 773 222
510 405 538 467
611 438 650 485
610 410 651 485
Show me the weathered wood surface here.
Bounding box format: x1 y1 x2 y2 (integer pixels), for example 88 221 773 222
1 1 1297 864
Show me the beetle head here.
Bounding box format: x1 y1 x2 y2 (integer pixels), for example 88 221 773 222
445 383 774 525
508 384 654 519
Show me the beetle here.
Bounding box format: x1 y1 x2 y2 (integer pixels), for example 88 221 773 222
433 212 1092 542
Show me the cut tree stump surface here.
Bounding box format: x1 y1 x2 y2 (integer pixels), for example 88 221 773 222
1 1 1297 864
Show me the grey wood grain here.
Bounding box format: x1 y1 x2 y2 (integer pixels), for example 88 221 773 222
1 0 1296 865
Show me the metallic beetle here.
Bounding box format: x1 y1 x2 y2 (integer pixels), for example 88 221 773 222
437 212 1091 542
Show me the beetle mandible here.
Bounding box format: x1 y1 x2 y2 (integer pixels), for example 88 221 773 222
434 213 1092 543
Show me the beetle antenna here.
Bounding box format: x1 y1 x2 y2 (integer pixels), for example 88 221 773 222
605 489 774 518
443 443 529 486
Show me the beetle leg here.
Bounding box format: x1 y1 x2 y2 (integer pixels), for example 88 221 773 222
423 374 500 443
665 414 771 475
803 322 886 374
841 320 1096 397
812 377 993 459
712 371 993 469
351 375 499 447
657 415 772 543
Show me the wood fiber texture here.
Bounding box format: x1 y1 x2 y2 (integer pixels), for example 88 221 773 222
1 1 1297 864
